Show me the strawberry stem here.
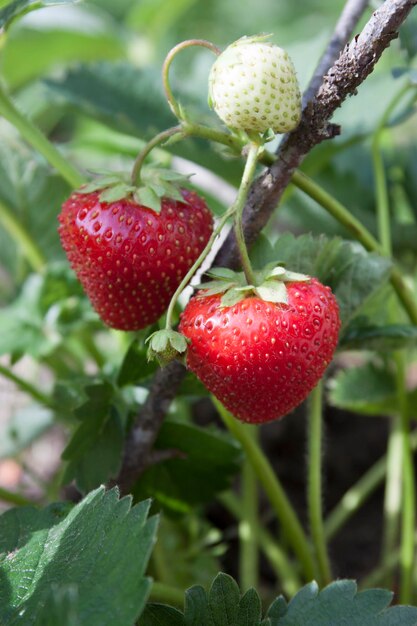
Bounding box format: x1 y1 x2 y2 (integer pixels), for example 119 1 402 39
162 39 221 121
130 125 183 185
307 381 332 586
233 141 261 285
164 205 235 330
215 397 316 582
0 197 45 272
0 83 85 189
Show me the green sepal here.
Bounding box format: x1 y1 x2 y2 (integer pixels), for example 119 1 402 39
75 166 192 214
255 281 288 304
220 289 247 308
146 329 188 366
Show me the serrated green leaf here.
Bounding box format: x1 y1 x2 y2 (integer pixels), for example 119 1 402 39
208 573 240 626
328 363 397 416
184 586 211 626
255 281 288 304
134 421 242 513
273 579 417 625
237 588 262 626
341 323 417 351
135 186 162 212
264 234 392 327
0 0 76 31
99 183 134 203
266 595 288 619
139 604 185 626
0 487 157 626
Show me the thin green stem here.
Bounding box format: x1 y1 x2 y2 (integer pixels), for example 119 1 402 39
0 486 34 507
0 362 53 408
396 351 415 604
239 425 259 591
214 397 316 581
233 142 260 285
149 582 184 607
324 429 417 540
130 125 183 185
162 39 221 120
164 206 234 330
307 382 331 586
0 84 85 189
291 170 417 326
220 492 302 596
0 198 45 272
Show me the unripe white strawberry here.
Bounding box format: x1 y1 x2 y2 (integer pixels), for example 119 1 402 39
208 35 301 135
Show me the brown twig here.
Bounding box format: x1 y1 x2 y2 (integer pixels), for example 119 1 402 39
115 0 416 494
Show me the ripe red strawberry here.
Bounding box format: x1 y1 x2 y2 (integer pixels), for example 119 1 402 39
179 278 340 423
58 188 213 331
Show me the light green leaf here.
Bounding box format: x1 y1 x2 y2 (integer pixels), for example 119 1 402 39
0 404 54 459
206 267 241 280
220 289 247 308
0 0 77 31
0 487 157 626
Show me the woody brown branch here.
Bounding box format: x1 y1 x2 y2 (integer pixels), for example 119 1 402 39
115 0 416 494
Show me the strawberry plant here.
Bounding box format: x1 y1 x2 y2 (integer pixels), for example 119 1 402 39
1 0 417 625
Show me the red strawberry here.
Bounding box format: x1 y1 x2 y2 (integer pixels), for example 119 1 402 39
58 188 213 331
179 278 340 423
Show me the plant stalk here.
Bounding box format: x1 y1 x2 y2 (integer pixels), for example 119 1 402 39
0 486 34 507
307 382 332 586
0 199 45 272
0 84 85 189
215 397 316 581
239 425 259 591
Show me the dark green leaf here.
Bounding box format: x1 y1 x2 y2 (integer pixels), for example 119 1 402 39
34 585 80 626
253 234 392 327
134 421 242 513
208 573 240 626
270 579 417 625
0 487 157 626
184 586 211 626
237 588 262 626
400 9 417 60
341 323 417 351
139 604 185 626
118 337 158 386
328 363 397 416
62 383 124 492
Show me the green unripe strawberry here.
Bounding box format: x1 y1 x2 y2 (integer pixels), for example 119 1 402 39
208 35 301 135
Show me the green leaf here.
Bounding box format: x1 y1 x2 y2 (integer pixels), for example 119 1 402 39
0 487 157 626
400 9 417 60
208 573 240 626
328 363 398 417
139 604 185 626
253 234 392 327
237 588 262 626
220 289 247 308
0 0 76 31
206 267 240 280
268 579 417 625
341 323 417 351
134 421 242 513
62 383 124 492
0 404 54 459
184 586 211 626
117 337 158 387
34 585 80 626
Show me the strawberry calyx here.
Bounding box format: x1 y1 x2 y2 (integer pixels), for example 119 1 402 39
146 329 189 366
194 264 310 307
77 167 191 213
